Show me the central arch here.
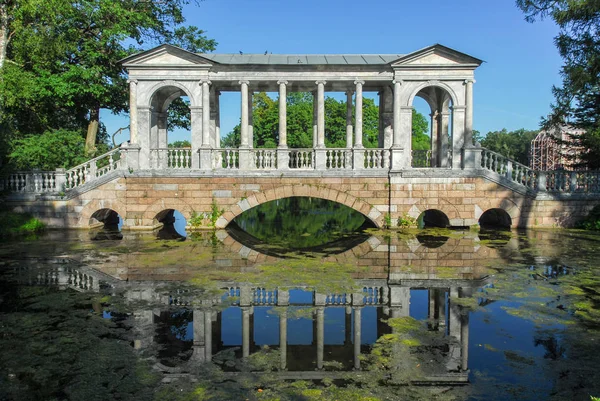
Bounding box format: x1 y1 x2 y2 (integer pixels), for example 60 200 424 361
215 184 385 229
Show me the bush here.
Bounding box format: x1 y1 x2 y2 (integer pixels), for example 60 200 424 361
8 129 88 170
576 205 600 231
0 212 46 238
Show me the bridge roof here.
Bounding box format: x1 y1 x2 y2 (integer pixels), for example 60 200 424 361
199 53 406 65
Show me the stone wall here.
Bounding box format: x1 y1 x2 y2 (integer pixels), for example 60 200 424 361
5 173 600 229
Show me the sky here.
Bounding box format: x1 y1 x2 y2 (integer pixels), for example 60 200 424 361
104 0 563 145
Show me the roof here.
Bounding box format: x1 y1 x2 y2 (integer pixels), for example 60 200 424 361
199 53 405 65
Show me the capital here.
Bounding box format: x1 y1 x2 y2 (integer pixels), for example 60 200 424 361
345 89 354 96
464 79 476 85
127 79 138 85
277 80 288 86
200 80 212 86
392 79 403 86
239 80 250 86
354 80 365 86
315 80 327 86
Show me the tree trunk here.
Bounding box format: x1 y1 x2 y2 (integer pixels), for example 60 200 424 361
0 1 8 71
85 106 100 155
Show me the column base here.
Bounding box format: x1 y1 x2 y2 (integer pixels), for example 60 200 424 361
462 147 482 170
199 148 213 170
390 148 409 170
277 148 289 170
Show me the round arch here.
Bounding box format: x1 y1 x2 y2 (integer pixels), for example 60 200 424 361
79 199 127 228
143 199 195 225
215 185 384 229
146 80 196 110
417 209 450 228
406 80 459 108
479 208 512 229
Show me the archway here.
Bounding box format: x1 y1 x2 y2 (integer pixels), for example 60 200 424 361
149 85 194 169
89 208 123 240
417 209 450 229
479 208 512 230
154 209 187 239
409 85 455 168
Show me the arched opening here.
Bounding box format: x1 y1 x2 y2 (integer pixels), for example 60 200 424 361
149 85 193 169
89 208 123 240
417 209 450 229
479 208 512 230
229 196 375 252
410 86 454 168
154 209 187 240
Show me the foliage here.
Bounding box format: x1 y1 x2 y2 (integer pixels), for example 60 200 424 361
480 128 539 165
576 204 600 230
383 213 392 228
7 129 89 170
0 211 45 237
397 214 417 228
0 0 216 160
516 0 600 168
209 198 224 228
169 140 191 148
223 92 429 150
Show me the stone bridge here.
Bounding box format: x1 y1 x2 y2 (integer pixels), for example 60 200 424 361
2 43 600 228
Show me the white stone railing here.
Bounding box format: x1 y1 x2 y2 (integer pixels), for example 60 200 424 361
289 149 314 169
252 149 277 169
411 150 432 167
253 288 278 305
481 148 537 190
65 148 121 190
149 148 192 169
214 148 240 169
363 286 388 305
363 148 389 169
0 171 59 193
326 149 351 169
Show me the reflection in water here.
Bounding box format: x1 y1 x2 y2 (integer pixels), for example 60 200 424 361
2 225 600 400
90 226 123 241
233 197 375 249
155 209 187 239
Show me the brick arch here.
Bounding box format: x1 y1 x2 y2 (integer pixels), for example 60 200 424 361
79 198 127 228
474 197 522 228
411 198 461 222
215 184 384 229
142 199 196 225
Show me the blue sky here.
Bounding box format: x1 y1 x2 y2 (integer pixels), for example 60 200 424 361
105 0 562 145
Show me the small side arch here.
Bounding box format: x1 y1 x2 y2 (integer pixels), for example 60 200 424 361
79 199 127 228
145 80 196 109
215 185 384 229
406 80 459 108
479 208 512 229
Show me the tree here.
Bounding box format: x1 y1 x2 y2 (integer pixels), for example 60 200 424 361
222 93 428 150
480 128 539 165
0 0 216 161
516 0 600 168
411 109 430 151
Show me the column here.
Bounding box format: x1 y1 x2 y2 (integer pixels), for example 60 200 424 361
280 310 287 370
128 79 138 144
353 307 361 370
242 307 251 357
452 106 466 169
354 80 364 148
215 91 221 149
392 80 402 148
378 90 384 147
316 81 326 148
316 307 324 370
278 80 288 148
430 110 439 167
190 106 203 169
192 309 206 362
201 80 211 148
137 106 152 169
464 79 474 148
248 88 254 148
440 112 450 167
346 90 353 148
312 91 318 148
382 85 394 149
448 287 460 339
390 80 406 170
240 81 249 147
204 310 213 360
157 112 168 168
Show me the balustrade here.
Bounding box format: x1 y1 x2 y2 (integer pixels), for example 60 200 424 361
363 149 389 169
289 149 314 169
252 149 277 169
412 150 432 167
326 149 351 169
214 149 239 169
65 148 121 190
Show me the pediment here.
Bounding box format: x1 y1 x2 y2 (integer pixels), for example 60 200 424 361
391 44 483 68
121 44 215 67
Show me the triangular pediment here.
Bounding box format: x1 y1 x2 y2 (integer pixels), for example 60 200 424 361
390 44 483 68
120 44 215 67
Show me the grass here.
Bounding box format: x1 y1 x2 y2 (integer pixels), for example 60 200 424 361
0 211 46 238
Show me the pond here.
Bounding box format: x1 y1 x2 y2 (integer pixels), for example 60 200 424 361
1 198 600 400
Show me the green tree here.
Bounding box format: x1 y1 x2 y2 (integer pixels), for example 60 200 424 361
411 109 430 151
222 93 428 150
480 128 539 165
1 0 216 161
516 0 600 168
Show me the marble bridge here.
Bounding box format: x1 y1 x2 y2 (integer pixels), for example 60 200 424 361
2 43 600 229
